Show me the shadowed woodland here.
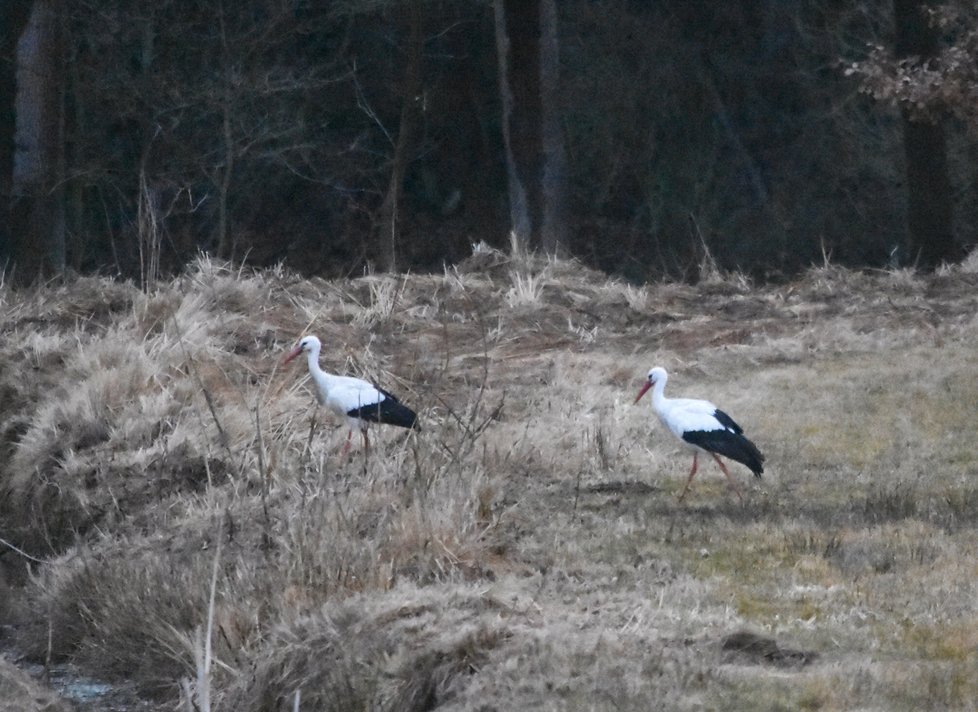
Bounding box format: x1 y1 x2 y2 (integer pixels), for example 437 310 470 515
2 0 977 283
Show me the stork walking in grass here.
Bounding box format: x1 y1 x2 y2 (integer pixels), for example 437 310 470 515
634 367 764 502
283 335 419 455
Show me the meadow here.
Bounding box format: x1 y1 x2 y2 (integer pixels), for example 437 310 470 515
1 245 977 711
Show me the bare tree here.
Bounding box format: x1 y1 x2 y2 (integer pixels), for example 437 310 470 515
538 0 566 255
9 0 65 278
849 0 978 267
891 0 956 268
0 0 33 273
372 0 424 273
494 0 566 255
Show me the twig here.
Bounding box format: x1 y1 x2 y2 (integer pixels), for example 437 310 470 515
201 542 221 712
170 315 234 465
255 398 273 549
0 535 48 564
572 466 583 513
304 411 318 461
352 59 393 146
688 213 720 281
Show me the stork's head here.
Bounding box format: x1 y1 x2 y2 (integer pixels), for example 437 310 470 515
283 335 321 365
634 366 667 404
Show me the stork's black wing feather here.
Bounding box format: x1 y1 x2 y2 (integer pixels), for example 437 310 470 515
346 389 420 430
682 429 765 477
712 409 743 435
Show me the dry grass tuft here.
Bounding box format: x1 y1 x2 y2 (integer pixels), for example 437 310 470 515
220 586 508 712
505 268 547 308
950 246 978 274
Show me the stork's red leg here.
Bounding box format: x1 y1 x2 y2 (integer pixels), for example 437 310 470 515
678 453 699 502
711 453 744 502
340 429 353 457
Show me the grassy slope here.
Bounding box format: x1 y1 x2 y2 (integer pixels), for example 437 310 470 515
1 252 977 710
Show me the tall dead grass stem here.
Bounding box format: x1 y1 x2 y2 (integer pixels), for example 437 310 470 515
179 543 223 712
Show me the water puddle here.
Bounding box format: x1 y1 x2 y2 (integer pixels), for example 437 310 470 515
19 659 157 711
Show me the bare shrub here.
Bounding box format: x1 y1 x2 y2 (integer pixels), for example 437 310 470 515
847 4 978 135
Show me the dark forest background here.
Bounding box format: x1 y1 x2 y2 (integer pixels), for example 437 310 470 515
2 0 977 286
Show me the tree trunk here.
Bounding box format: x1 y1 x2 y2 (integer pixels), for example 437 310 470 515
12 0 66 279
0 1 37 273
493 0 533 250
373 0 423 273
494 0 565 255
216 94 235 260
893 0 957 269
215 0 235 260
538 0 566 255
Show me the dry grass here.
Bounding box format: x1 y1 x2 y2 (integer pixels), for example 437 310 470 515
2 252 978 710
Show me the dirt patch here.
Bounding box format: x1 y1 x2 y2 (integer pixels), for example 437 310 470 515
721 630 818 667
584 481 658 496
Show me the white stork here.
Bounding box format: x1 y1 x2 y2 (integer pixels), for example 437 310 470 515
283 335 419 455
634 367 764 502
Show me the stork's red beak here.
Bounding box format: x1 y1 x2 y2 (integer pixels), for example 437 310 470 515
282 344 303 365
634 380 652 404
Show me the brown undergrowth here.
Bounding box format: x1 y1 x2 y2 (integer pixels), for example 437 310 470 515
1 250 977 710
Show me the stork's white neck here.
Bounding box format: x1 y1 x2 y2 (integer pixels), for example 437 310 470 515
304 341 323 377
303 341 340 399
650 372 669 412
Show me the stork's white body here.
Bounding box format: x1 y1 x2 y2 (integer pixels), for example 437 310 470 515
652 395 726 447
307 368 389 433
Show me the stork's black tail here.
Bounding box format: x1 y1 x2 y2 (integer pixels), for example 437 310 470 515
682 430 765 477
